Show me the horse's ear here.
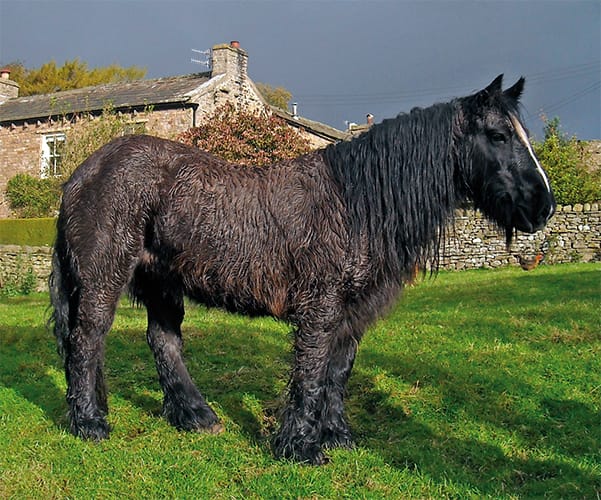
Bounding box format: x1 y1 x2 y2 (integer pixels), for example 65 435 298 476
504 77 525 101
485 74 504 95
475 74 504 104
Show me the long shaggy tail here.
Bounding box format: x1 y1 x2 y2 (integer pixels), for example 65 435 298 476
49 232 78 359
49 251 69 358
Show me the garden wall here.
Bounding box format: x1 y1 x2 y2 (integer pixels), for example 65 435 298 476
443 203 600 270
0 204 599 293
0 244 51 292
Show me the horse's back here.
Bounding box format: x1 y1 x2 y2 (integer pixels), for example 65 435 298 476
64 135 188 198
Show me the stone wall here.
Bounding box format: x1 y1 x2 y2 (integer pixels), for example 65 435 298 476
0 244 52 292
0 122 53 217
0 205 598 294
442 203 600 270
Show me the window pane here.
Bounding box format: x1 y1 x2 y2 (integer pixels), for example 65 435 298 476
41 133 66 177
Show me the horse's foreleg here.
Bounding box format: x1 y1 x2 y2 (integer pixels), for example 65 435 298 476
320 331 358 450
272 321 334 465
143 287 222 433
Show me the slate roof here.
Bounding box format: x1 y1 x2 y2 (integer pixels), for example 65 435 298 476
0 72 348 143
0 73 211 124
270 107 349 142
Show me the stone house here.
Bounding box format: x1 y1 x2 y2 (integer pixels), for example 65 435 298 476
0 41 346 218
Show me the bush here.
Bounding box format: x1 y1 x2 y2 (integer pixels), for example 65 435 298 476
177 102 311 166
5 174 60 218
534 118 601 204
255 82 292 110
0 218 57 246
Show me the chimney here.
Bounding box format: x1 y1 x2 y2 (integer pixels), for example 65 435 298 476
292 102 298 119
211 41 248 80
366 113 374 126
0 68 19 102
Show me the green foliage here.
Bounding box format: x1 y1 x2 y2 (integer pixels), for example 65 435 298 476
58 103 149 180
255 82 293 110
0 264 599 497
178 102 311 165
0 217 56 246
533 117 601 204
2 59 146 96
5 174 60 218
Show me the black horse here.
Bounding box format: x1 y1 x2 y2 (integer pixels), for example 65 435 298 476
50 75 555 465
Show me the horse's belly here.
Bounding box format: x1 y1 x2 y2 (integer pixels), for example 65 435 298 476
186 285 274 317
176 249 290 319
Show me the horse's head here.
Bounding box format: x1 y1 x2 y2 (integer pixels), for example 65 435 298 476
457 74 556 244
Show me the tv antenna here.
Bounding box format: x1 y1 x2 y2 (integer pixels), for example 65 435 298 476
191 48 212 69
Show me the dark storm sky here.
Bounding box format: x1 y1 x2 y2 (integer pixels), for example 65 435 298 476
1 0 599 139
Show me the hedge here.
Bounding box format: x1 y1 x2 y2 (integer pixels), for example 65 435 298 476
0 218 57 246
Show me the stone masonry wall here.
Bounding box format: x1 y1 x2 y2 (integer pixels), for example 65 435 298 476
442 203 600 270
0 205 598 294
0 122 54 218
0 244 52 292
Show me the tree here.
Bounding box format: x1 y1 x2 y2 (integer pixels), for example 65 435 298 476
533 117 601 205
255 82 293 110
177 102 311 165
2 59 146 96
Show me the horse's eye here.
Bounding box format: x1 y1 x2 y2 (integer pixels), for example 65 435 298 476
488 131 507 144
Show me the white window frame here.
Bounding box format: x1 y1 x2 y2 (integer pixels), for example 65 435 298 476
41 132 66 178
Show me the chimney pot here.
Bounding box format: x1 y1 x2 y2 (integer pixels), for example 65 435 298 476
367 113 374 126
230 40 240 48
0 68 19 101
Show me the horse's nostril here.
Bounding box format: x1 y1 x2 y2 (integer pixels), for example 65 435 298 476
532 202 555 230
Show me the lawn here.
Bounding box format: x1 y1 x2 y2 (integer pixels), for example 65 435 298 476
0 263 599 498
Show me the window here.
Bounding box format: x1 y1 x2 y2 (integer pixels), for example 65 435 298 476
41 133 65 178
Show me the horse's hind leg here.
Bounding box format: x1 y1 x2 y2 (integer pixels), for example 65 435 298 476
63 292 119 440
137 276 222 433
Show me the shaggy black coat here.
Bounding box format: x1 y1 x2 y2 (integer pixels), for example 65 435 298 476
50 75 555 465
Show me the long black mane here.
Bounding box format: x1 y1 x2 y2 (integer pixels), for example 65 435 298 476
324 101 459 278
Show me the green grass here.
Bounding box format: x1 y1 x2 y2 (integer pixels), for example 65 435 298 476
1 263 599 498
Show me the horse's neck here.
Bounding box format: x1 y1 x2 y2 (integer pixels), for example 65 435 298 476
326 108 458 273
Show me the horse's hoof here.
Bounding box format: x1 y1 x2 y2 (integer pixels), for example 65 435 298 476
164 400 221 433
308 450 330 466
204 422 225 435
273 439 330 465
71 416 111 441
322 433 354 450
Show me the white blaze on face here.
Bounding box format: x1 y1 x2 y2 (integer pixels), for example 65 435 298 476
510 114 552 194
